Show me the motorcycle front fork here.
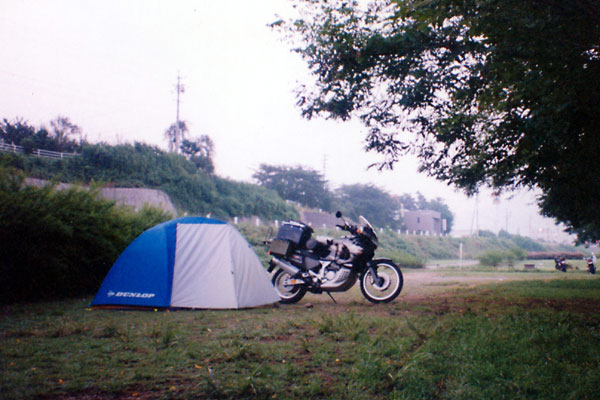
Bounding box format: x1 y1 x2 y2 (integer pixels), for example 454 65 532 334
367 265 383 286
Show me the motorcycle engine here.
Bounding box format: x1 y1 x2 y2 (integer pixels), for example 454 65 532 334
319 264 353 289
324 263 339 281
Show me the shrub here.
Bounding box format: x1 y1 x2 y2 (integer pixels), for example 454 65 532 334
478 250 506 267
478 247 528 267
506 247 528 263
478 229 497 238
0 169 172 303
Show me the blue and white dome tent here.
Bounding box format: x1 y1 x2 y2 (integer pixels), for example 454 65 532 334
91 217 279 309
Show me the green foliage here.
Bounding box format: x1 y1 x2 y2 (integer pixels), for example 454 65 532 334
398 309 600 399
336 184 402 229
377 228 570 262
478 250 506 267
410 236 462 260
376 249 424 269
477 229 496 238
507 246 528 262
0 169 171 303
180 135 214 174
234 223 274 265
0 142 298 221
489 278 600 300
49 116 82 152
253 164 334 211
254 166 455 232
498 229 546 251
278 0 600 241
0 117 80 153
2 279 600 399
478 247 527 267
214 179 298 221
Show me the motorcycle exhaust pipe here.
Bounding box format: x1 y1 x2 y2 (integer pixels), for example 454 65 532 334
271 257 300 276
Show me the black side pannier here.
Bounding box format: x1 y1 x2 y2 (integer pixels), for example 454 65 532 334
276 221 313 248
268 239 292 257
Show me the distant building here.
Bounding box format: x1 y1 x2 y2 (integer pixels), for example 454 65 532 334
403 209 446 235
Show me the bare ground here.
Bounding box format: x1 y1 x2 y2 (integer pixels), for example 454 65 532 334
289 267 600 315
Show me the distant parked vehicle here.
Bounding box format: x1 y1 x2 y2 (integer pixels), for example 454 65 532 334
554 257 568 272
586 255 596 274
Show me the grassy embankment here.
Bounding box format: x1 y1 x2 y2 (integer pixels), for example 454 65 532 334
238 222 585 270
2 267 599 399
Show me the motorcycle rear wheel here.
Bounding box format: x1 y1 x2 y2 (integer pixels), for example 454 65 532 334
360 260 403 303
272 269 307 304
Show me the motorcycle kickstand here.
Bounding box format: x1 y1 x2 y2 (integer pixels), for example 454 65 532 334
326 291 337 304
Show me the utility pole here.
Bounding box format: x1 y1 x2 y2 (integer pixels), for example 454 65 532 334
175 75 185 153
470 193 479 236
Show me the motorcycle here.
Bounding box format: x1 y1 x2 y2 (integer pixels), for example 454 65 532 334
554 257 568 272
586 255 596 274
266 211 403 304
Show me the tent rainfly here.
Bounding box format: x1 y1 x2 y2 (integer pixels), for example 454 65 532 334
91 217 279 309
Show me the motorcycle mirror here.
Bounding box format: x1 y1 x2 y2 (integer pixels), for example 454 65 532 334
335 211 342 218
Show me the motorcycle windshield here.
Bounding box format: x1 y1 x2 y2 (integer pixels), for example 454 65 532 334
359 216 378 245
359 216 374 231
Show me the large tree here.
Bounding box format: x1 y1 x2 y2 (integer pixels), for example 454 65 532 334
49 116 82 152
336 183 402 229
253 164 334 211
180 135 215 174
276 0 600 241
1 117 80 153
164 121 188 154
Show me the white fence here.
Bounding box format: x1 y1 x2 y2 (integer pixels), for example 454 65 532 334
0 141 79 160
231 215 449 236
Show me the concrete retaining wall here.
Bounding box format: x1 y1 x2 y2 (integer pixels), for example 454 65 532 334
25 178 177 216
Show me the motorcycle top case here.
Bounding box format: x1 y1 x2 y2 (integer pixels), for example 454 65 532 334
276 221 313 248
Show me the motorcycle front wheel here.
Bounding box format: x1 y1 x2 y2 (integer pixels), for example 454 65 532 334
360 260 403 303
272 269 307 304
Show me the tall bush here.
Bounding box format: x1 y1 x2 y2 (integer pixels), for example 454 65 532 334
478 250 506 267
478 247 527 267
0 169 171 303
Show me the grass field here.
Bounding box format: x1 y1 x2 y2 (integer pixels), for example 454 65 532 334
1 264 600 399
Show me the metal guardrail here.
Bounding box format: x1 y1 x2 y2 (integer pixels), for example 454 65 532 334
0 142 24 154
0 141 79 159
32 148 80 159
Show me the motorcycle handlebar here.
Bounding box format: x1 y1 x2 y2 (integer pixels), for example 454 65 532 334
337 224 358 234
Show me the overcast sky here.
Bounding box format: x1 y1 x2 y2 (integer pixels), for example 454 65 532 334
0 0 571 240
